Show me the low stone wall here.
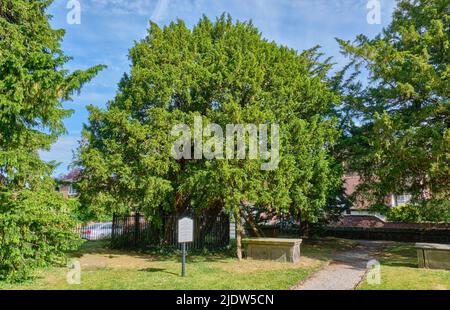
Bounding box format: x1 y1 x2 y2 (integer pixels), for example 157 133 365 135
416 243 450 270
242 238 302 263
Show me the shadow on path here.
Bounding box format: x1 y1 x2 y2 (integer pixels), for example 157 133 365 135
292 240 396 290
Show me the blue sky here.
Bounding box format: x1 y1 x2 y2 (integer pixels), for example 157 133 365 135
41 0 397 176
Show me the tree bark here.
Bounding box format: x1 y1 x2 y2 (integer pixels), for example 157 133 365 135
240 206 263 237
298 210 309 237
234 210 243 261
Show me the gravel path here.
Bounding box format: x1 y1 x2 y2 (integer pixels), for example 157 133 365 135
293 240 392 290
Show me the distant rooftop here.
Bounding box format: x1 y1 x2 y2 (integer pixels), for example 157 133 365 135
58 168 81 182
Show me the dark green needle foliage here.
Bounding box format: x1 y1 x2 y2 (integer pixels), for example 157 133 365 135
77 15 343 256
335 0 449 220
0 0 104 280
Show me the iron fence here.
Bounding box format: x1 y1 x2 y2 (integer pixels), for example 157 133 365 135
111 212 230 250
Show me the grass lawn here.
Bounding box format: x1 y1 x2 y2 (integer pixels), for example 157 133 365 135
358 243 450 290
0 238 355 290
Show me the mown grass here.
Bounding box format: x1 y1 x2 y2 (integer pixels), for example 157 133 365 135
358 243 450 290
0 238 355 290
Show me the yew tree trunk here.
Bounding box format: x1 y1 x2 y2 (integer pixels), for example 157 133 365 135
234 210 244 260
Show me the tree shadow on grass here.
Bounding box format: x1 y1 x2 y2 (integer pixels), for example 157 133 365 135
71 239 358 268
72 240 236 260
138 268 178 276
300 238 359 262
377 244 418 268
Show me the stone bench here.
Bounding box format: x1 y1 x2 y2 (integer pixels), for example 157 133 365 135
242 238 302 263
415 243 450 270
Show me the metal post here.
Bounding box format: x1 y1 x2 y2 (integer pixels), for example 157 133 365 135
134 212 140 247
182 242 186 277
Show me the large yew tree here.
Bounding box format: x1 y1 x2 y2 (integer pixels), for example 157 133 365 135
336 0 449 220
78 16 342 257
0 0 104 280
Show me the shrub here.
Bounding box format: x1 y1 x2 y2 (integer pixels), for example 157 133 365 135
420 199 450 223
387 204 422 223
387 200 450 223
0 190 82 282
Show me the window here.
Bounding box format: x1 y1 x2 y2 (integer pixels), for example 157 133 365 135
393 194 412 206
68 185 78 196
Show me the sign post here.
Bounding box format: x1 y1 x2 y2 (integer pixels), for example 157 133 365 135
178 217 193 277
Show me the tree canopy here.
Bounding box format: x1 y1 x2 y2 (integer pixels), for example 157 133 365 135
0 0 104 280
335 0 449 217
77 15 343 255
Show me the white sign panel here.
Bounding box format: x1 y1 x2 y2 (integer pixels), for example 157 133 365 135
178 217 194 243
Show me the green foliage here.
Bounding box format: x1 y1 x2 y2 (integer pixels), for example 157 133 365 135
63 197 109 223
0 0 104 281
78 15 342 224
419 198 450 222
335 0 450 210
369 203 391 215
387 199 450 223
387 204 422 222
0 190 82 281
323 164 352 222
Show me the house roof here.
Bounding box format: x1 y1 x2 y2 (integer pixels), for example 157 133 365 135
343 174 375 210
58 168 81 183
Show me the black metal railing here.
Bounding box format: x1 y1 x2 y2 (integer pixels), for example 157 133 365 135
111 212 230 250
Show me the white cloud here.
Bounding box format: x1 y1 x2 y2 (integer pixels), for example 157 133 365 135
150 0 170 21
83 0 169 17
39 133 82 175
